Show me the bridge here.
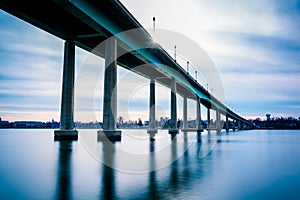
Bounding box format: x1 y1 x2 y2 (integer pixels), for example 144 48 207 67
0 0 253 141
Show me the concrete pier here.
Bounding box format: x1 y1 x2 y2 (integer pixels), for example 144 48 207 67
196 97 204 133
207 108 210 130
183 97 188 130
216 110 221 132
169 77 178 135
147 79 157 140
54 40 78 140
226 115 229 132
98 38 121 141
232 119 236 131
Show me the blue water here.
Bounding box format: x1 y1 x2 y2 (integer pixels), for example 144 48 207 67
0 129 300 200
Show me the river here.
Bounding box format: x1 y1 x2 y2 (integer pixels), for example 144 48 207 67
0 129 300 199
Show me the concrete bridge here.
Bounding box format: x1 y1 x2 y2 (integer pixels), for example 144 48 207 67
0 0 253 141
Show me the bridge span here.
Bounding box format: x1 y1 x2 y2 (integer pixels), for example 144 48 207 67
0 0 253 141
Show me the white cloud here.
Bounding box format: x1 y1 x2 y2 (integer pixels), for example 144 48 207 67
223 72 300 101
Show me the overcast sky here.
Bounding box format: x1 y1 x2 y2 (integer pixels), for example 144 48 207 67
0 0 300 122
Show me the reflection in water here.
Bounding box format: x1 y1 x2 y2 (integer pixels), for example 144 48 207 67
169 135 179 195
53 131 216 199
183 134 190 180
99 141 116 200
197 137 203 158
146 133 202 199
148 140 159 199
183 132 188 140
216 130 222 143
198 131 221 158
197 132 202 143
1 130 299 199
55 141 73 200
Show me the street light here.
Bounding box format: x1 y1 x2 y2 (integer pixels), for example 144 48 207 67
187 61 189 74
174 45 177 62
153 17 156 32
195 70 197 82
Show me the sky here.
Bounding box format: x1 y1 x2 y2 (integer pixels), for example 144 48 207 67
0 0 300 122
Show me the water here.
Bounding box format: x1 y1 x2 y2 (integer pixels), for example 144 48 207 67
0 129 300 200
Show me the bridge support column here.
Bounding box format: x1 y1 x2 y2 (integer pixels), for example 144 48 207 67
232 119 236 131
54 40 78 140
147 79 157 140
226 115 229 132
196 97 203 142
238 120 241 130
169 77 178 136
98 38 121 141
182 97 188 131
207 108 210 130
196 97 203 133
216 110 221 133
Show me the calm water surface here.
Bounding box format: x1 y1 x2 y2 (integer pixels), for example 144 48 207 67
0 129 300 200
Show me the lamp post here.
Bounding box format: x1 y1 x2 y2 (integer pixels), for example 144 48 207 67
187 61 189 74
174 45 177 62
153 17 156 32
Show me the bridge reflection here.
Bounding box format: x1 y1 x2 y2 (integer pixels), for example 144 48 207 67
55 141 74 200
99 141 117 200
148 140 159 199
54 131 221 199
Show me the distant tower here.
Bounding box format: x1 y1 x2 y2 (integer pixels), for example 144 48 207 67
266 114 271 129
266 114 271 121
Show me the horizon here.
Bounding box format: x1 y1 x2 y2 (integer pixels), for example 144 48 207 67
0 0 300 122
1 114 299 124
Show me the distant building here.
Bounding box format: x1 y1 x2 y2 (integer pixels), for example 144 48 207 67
0 120 10 128
144 120 149 126
13 121 43 128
